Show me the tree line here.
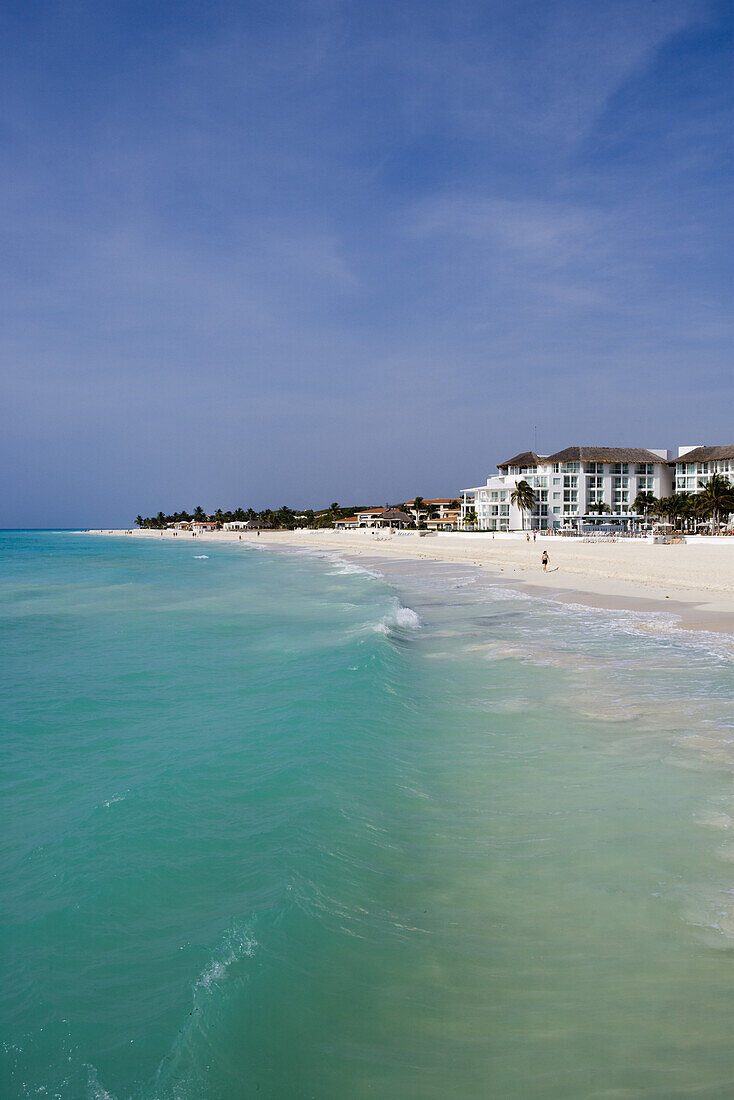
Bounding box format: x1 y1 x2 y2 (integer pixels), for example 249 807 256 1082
135 503 364 530
631 475 734 530
135 497 460 530
134 502 392 530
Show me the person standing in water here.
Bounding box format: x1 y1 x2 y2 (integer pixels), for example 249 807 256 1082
541 550 549 571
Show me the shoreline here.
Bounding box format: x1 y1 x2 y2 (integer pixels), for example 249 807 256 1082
86 528 734 635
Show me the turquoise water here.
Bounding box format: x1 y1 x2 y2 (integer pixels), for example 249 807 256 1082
2 532 734 1099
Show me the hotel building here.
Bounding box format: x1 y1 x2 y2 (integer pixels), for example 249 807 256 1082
673 446 734 492
461 446 674 532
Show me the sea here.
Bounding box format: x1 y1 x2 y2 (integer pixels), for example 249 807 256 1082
2 530 734 1099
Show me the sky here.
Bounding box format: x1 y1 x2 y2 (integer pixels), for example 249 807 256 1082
1 0 732 525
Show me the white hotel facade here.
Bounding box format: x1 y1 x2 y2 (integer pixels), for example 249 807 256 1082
673 446 734 492
461 446 675 532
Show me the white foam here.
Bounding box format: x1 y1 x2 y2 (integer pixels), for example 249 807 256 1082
374 603 423 635
194 924 257 995
329 560 383 578
278 546 383 578
558 600 734 662
86 1066 115 1100
101 792 127 808
193 554 209 559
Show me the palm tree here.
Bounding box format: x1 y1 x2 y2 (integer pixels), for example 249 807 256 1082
696 474 734 532
653 496 675 525
412 496 428 527
674 492 696 532
587 500 610 526
193 505 206 523
632 491 657 526
135 515 144 527
509 480 537 530
463 507 478 530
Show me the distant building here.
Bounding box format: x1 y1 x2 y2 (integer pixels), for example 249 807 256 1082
462 446 674 531
334 509 387 529
404 498 461 530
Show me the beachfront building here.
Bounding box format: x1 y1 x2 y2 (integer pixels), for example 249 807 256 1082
334 509 387 529
462 446 674 532
404 498 461 530
673 446 734 492
222 520 270 531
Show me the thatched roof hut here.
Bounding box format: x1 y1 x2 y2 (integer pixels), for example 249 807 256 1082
377 510 413 528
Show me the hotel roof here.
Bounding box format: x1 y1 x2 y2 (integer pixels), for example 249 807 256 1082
545 446 666 463
496 451 545 469
673 445 734 463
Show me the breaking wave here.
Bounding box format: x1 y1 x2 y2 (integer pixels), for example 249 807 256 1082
374 602 423 635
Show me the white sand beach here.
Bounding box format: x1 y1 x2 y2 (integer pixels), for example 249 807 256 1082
92 528 734 633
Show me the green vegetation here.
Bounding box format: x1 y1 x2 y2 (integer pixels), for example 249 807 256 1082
509 480 537 529
632 491 656 522
136 503 382 530
412 496 428 528
630 478 734 531
696 474 734 531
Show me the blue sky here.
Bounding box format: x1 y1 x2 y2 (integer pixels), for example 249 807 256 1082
2 0 732 525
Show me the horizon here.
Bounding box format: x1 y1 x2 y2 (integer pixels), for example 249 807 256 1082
2 0 732 527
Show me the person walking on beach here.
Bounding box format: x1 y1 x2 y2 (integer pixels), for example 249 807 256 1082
541 550 549 571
